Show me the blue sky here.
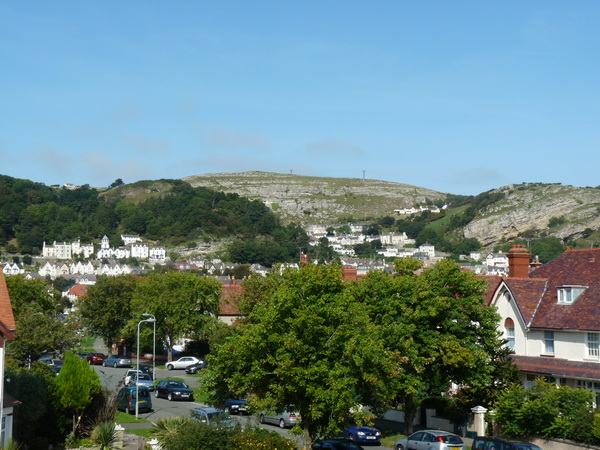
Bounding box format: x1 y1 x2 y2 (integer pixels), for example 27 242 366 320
1 2 599 195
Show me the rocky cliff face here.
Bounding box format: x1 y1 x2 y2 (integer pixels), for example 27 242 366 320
463 183 600 246
183 173 600 248
183 171 446 224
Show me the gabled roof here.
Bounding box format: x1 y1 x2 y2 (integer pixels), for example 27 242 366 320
503 277 548 325
504 248 600 331
0 266 17 340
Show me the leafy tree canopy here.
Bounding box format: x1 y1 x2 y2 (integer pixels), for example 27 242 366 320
205 264 393 448
129 272 222 360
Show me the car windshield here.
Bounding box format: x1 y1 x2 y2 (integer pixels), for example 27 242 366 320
207 411 230 420
441 435 464 444
168 381 187 388
135 374 151 380
131 389 149 398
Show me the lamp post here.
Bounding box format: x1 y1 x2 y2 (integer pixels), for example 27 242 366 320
142 313 156 381
136 316 155 419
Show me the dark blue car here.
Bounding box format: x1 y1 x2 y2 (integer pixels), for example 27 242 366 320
342 425 381 444
224 399 249 415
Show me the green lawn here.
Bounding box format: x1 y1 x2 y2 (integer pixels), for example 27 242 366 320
115 411 149 424
78 337 96 352
125 428 153 438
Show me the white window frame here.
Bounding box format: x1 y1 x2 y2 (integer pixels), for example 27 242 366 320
544 331 555 355
506 326 515 351
587 332 600 359
557 286 587 304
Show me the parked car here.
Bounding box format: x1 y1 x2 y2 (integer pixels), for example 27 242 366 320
224 399 249 415
41 358 63 368
103 355 132 368
127 373 154 391
185 361 208 374
139 363 155 379
259 409 301 428
343 425 381 444
312 439 365 449
472 436 542 450
86 353 106 365
395 430 465 450
124 369 143 385
155 379 194 401
191 407 237 429
116 386 152 414
165 356 203 370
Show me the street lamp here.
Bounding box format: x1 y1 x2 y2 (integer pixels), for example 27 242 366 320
136 315 155 419
142 313 156 381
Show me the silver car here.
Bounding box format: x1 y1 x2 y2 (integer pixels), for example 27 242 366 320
191 407 237 429
127 373 154 391
395 430 464 450
259 410 301 428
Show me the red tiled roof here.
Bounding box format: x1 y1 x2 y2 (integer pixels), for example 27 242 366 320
480 275 503 306
220 283 243 316
68 284 88 297
503 278 548 325
512 355 600 382
526 248 600 331
0 266 16 341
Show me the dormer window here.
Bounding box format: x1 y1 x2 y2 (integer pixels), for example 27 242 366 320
557 286 587 304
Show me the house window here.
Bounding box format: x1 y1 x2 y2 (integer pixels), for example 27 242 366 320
504 318 515 350
544 331 555 355
557 286 586 304
587 333 600 359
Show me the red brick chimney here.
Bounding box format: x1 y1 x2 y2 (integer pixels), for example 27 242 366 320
507 245 531 278
342 265 358 281
299 252 309 265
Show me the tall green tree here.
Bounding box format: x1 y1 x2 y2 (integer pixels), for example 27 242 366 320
6 276 80 363
348 258 514 433
205 264 393 448
130 272 222 361
54 351 102 436
77 275 139 349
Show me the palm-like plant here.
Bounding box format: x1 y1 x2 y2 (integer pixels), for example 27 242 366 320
90 421 118 450
150 416 191 445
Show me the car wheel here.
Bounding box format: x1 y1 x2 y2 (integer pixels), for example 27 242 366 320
114 363 118 368
348 433 355 441
167 364 173 370
225 406 230 414
155 390 160 398
102 362 106 367
279 419 286 429
396 445 405 450
88 359 91 365
259 414 265 424
167 393 173 401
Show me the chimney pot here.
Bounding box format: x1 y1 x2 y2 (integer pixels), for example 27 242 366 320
507 244 531 278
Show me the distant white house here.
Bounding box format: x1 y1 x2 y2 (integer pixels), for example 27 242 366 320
121 234 142 245
1 263 24 276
